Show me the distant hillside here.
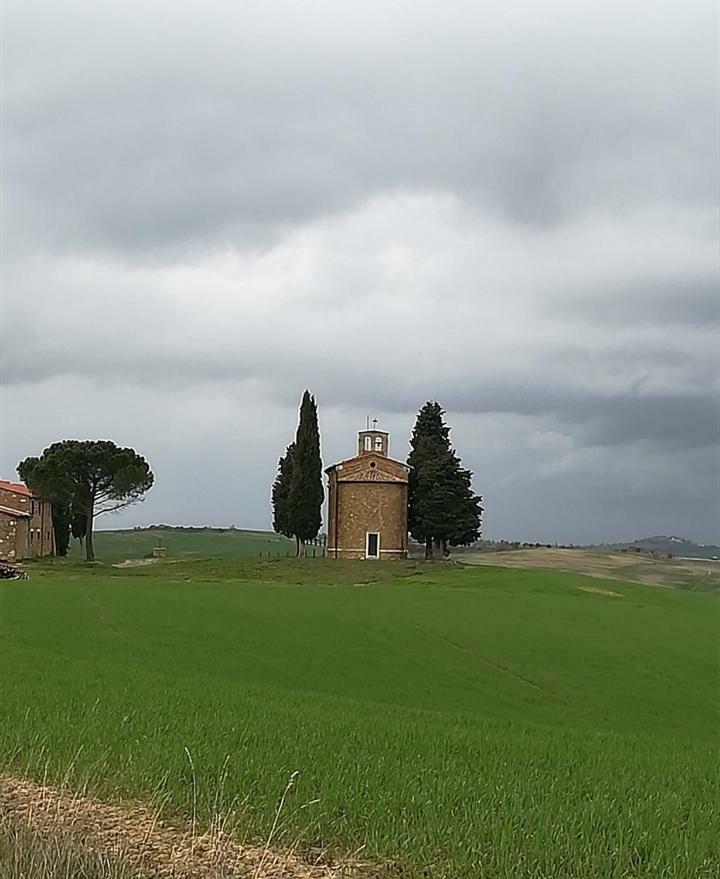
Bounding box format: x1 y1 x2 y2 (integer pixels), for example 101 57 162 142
589 536 720 559
71 526 296 563
121 524 277 534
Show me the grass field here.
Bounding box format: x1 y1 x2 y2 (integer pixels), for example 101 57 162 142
70 527 297 563
1 558 717 878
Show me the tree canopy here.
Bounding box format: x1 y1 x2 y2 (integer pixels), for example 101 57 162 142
271 442 296 540
18 440 154 561
287 391 324 555
407 402 483 558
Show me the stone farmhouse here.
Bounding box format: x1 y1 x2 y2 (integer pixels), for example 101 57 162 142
325 427 409 559
0 480 55 562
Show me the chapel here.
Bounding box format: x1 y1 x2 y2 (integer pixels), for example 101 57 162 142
325 424 409 559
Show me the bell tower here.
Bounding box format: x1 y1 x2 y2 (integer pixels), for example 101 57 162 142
358 418 389 457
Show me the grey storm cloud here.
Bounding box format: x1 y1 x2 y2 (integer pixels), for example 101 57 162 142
555 279 720 328
4 0 716 252
1 0 718 543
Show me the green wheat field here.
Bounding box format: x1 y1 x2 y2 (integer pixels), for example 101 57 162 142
69 527 296 562
0 555 717 878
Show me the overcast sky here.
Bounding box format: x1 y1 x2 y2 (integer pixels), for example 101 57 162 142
1 0 718 544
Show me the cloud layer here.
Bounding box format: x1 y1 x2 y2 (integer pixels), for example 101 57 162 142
2 0 718 542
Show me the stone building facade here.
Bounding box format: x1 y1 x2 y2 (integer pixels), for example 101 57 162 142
0 480 55 561
325 429 409 560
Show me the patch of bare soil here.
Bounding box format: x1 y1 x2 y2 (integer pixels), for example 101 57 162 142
112 559 161 568
0 774 361 879
457 548 719 590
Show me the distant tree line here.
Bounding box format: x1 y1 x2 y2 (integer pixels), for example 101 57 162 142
127 525 292 535
472 540 577 552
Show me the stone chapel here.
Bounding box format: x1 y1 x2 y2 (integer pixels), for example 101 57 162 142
325 425 409 559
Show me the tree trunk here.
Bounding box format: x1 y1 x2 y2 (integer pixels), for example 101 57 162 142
84 508 95 562
425 537 434 560
433 538 443 558
298 539 306 558
295 535 300 558
442 540 450 558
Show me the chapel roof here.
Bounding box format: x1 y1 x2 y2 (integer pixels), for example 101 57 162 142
325 453 409 482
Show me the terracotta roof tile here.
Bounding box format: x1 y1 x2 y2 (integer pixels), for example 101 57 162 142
0 480 32 497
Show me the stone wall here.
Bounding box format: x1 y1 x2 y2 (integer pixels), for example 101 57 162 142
0 514 29 561
328 478 408 559
0 486 30 513
29 498 54 557
0 487 54 558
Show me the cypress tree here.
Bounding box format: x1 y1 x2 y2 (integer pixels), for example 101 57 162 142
408 401 483 558
70 500 88 554
288 391 324 557
51 502 71 557
271 442 296 542
408 402 451 558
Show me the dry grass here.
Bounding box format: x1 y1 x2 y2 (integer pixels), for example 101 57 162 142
457 547 720 590
0 774 361 879
0 821 133 879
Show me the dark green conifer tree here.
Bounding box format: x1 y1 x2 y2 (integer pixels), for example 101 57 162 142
271 442 296 541
18 454 72 557
51 502 71 556
407 401 483 559
443 462 483 552
288 391 324 557
69 501 88 553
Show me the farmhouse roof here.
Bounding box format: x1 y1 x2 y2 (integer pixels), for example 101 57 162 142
0 480 32 497
0 505 31 518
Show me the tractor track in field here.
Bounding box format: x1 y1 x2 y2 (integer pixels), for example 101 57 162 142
0 773 364 878
411 623 555 696
85 592 121 635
